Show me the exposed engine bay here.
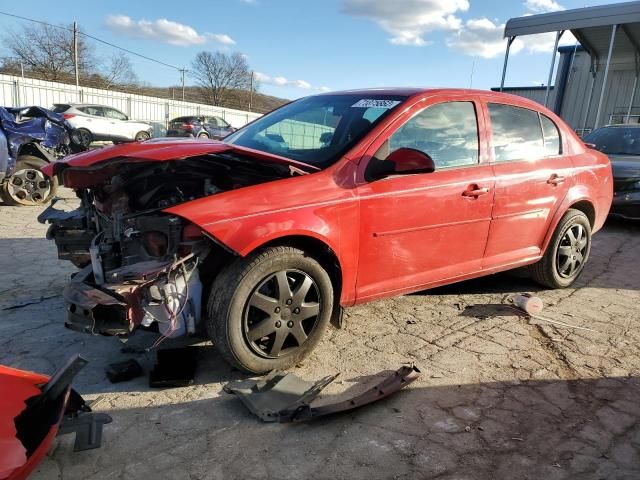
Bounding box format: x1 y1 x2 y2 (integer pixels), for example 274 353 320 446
39 152 297 339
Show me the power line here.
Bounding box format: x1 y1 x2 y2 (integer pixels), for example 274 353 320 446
0 10 184 72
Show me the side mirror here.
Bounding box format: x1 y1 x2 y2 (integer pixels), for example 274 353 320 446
584 142 597 150
386 148 435 175
319 132 333 144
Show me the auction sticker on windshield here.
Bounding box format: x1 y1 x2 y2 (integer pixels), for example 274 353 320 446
352 99 402 109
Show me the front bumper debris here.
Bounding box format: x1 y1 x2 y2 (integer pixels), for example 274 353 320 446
224 365 421 423
610 190 640 220
1 355 111 480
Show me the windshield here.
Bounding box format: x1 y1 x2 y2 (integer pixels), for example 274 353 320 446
583 126 640 156
224 94 408 168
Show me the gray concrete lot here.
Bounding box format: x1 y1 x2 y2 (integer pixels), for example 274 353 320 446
1 190 639 479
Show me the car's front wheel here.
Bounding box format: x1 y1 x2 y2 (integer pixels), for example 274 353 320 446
1 156 58 206
529 209 592 288
207 246 333 374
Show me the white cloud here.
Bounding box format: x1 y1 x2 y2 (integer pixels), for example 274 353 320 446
342 0 469 47
105 15 235 47
447 16 577 58
447 18 522 59
319 86 331 92
524 0 564 13
207 33 236 45
255 72 313 90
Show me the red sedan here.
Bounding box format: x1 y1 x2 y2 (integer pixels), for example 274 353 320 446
41 88 613 373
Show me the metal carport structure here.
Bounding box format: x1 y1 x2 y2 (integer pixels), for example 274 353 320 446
500 1 640 130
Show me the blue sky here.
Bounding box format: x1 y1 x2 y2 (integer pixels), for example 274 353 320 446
0 0 630 100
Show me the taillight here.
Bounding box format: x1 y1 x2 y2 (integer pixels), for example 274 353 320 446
63 113 76 119
144 231 168 257
182 123 193 131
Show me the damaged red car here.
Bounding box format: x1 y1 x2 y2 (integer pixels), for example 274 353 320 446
40 88 613 374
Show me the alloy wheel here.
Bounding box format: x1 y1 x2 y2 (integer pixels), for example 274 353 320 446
6 168 51 205
556 223 589 278
243 269 321 358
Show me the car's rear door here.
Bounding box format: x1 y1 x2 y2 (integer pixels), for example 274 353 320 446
355 98 495 302
77 106 109 139
482 102 574 268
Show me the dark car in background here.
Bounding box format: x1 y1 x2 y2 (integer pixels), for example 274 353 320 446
166 115 236 139
583 125 640 220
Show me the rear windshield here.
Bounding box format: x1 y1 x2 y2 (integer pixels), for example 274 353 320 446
583 127 640 155
171 117 198 123
224 94 407 168
52 104 70 113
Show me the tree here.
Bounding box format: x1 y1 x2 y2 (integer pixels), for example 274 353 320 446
3 23 95 81
102 52 138 89
190 51 252 107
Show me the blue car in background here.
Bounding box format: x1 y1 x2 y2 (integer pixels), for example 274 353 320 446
165 115 236 139
0 106 85 206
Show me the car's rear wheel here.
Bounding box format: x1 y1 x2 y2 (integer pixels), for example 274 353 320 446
135 131 151 142
207 246 333 374
74 128 93 147
529 209 592 288
1 156 57 206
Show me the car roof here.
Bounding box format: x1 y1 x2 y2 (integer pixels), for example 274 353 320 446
600 123 640 128
57 104 117 108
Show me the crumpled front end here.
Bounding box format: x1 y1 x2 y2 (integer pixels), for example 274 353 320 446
39 146 298 338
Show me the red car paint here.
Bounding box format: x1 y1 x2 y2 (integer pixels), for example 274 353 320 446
48 88 613 307
0 366 56 480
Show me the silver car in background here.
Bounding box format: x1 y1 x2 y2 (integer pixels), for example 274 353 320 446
52 104 153 145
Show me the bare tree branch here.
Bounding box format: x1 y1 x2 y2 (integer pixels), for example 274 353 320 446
190 51 252 107
102 52 138 89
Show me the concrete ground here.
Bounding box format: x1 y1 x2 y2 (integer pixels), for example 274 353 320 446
1 190 639 480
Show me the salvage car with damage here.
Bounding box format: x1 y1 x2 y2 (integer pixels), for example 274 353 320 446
0 106 85 206
39 88 613 374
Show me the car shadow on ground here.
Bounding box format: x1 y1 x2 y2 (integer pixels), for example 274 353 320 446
47 374 640 479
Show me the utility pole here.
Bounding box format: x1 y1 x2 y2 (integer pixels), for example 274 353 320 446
180 69 185 101
249 71 254 112
73 22 80 93
469 61 475 89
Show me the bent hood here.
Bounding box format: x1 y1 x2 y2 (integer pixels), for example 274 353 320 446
42 138 318 180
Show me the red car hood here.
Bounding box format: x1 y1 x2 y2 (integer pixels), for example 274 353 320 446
42 138 318 179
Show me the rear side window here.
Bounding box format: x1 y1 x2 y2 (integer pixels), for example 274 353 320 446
489 104 544 162
79 106 104 117
541 114 561 155
388 101 479 169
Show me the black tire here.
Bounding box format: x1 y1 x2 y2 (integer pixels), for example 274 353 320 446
74 128 93 147
1 155 58 206
197 132 209 139
529 209 592 288
207 246 333 374
135 131 151 142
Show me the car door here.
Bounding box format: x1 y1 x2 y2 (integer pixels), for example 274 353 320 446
482 102 574 268
355 99 495 302
104 108 131 140
78 106 109 140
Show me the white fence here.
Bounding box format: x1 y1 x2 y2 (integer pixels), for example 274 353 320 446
0 74 262 137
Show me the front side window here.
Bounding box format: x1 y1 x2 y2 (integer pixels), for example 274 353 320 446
387 101 479 169
224 94 407 168
489 103 544 162
104 108 127 121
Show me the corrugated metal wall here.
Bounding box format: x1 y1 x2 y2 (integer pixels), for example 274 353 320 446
0 74 263 137
495 87 557 108
496 50 639 134
558 50 638 133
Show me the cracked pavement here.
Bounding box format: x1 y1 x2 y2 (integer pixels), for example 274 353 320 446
1 190 639 479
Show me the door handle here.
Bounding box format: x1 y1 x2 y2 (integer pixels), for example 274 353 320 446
462 186 490 198
547 174 566 185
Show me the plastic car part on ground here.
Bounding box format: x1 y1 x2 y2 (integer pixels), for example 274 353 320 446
0 355 111 480
224 365 421 423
